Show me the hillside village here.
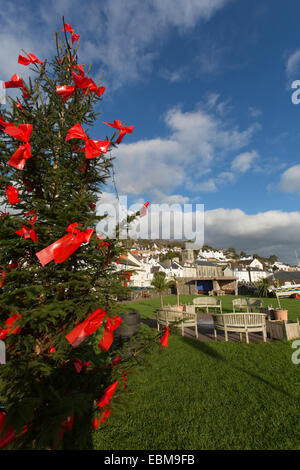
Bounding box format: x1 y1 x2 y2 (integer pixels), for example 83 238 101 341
115 241 300 295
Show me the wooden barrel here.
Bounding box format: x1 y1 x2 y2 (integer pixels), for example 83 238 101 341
114 312 141 339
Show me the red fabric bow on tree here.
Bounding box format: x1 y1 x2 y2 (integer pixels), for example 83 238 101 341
103 120 134 144
16 225 38 242
62 23 80 44
139 201 150 217
65 123 110 159
0 412 28 449
98 315 122 352
18 53 43 66
161 326 169 347
0 412 15 449
16 99 23 110
56 85 76 101
96 381 118 407
25 210 37 225
93 408 111 429
71 357 92 374
0 116 9 130
59 416 74 440
36 222 94 266
0 313 22 340
3 74 29 98
72 71 106 97
3 73 23 89
72 64 85 76
0 271 6 288
3 123 33 170
6 186 20 205
65 308 107 348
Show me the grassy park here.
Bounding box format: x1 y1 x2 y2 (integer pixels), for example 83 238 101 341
92 295 300 450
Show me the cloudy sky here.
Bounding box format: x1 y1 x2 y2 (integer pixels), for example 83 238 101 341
2 0 300 263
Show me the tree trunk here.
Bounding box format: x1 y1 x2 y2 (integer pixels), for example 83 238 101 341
160 294 163 307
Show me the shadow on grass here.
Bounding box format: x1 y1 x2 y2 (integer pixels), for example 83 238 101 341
235 367 294 400
177 332 293 399
179 335 225 361
130 299 293 401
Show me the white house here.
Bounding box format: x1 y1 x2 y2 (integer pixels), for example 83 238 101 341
224 266 269 282
272 261 290 272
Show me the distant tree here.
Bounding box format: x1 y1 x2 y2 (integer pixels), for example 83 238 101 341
151 272 171 307
268 255 278 264
240 251 247 258
159 251 180 263
169 274 185 308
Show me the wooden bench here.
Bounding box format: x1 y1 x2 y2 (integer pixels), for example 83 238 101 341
212 313 267 343
193 297 222 313
156 307 198 338
232 298 263 313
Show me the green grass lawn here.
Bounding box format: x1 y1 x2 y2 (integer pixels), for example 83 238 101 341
92 295 300 450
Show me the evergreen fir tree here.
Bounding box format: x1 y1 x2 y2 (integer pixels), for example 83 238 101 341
0 20 155 450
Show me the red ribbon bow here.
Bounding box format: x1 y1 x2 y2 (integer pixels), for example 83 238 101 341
56 85 76 101
0 412 28 449
3 74 29 98
139 201 150 217
15 225 38 242
65 123 110 159
18 53 43 66
93 409 111 429
62 23 80 44
71 357 92 374
65 308 107 348
72 71 106 97
96 381 119 407
0 412 15 449
3 73 23 89
0 116 9 130
25 210 37 225
98 315 122 352
59 415 74 440
36 222 94 266
3 123 33 170
0 271 6 288
0 313 22 340
161 326 169 347
6 186 20 205
103 120 134 144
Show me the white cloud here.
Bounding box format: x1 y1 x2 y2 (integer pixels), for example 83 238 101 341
113 105 260 199
279 164 300 193
160 67 188 83
249 106 262 118
231 150 259 173
286 49 300 79
0 0 232 91
204 208 300 264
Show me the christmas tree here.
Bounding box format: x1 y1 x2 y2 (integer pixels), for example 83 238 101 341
0 20 158 450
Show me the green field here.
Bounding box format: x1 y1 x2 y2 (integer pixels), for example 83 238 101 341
92 295 300 450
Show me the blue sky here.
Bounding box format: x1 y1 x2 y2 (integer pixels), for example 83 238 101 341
2 0 300 262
